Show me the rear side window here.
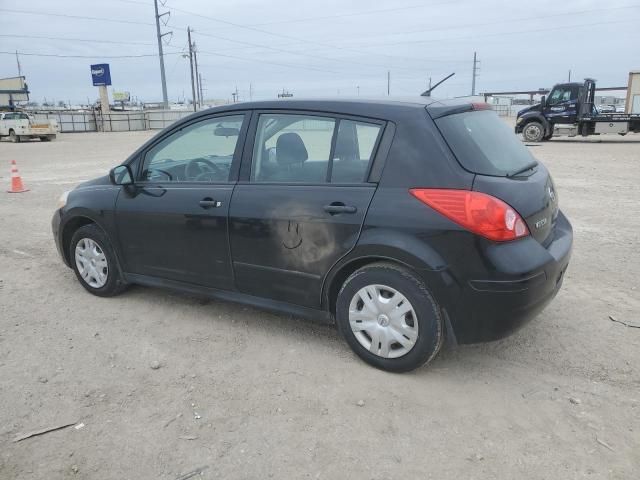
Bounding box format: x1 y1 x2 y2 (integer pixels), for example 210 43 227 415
250 113 382 184
252 114 335 183
435 110 535 177
331 120 381 183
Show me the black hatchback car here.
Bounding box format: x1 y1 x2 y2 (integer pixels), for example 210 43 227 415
52 97 572 372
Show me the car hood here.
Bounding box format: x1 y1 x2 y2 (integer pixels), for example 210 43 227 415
517 103 541 117
76 175 111 189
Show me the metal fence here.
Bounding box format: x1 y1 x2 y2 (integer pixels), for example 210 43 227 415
31 110 194 133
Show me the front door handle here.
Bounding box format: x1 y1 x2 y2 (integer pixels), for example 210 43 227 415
324 202 357 215
199 198 222 209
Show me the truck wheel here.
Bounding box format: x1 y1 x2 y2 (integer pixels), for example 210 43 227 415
522 122 544 142
543 132 553 141
40 136 53 142
9 129 20 143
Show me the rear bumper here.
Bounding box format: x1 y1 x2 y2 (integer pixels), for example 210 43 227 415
448 211 573 344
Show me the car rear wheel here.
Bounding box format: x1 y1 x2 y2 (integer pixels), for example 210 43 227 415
70 224 127 297
9 129 20 143
335 262 443 372
522 121 545 142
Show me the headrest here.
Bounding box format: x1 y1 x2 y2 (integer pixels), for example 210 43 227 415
276 133 308 166
334 133 359 162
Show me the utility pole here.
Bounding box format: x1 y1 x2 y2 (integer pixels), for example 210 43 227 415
387 70 390 96
357 85 360 96
153 0 170 108
249 82 253 101
471 51 479 96
568 69 572 82
15 50 22 77
193 42 201 108
187 27 197 112
199 73 204 106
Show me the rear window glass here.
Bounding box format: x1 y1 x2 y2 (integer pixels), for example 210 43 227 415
434 110 535 176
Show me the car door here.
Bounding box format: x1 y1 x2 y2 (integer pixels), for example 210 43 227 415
115 112 249 289
228 111 385 308
544 85 579 123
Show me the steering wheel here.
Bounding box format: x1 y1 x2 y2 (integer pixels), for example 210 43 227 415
186 158 222 181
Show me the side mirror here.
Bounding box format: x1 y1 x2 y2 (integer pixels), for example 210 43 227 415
540 95 546 107
109 165 134 185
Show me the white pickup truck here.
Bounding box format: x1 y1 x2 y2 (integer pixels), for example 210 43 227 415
0 112 59 142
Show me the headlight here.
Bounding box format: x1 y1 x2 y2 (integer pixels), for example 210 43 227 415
516 117 524 124
57 191 70 209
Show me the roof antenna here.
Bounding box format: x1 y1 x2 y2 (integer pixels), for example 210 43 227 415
421 72 455 97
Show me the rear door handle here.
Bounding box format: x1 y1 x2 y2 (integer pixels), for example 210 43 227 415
324 203 357 215
199 198 222 209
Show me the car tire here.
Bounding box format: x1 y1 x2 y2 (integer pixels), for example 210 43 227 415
69 224 128 297
335 262 443 372
9 129 20 143
522 121 545 142
40 136 51 142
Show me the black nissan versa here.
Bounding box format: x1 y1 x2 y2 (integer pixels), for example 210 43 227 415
52 97 572 372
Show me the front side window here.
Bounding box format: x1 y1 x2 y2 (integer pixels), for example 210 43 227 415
548 87 574 105
141 114 244 183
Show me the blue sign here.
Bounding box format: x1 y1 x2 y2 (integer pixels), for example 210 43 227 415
90 64 112 86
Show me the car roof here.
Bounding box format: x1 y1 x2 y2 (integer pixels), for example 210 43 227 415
191 96 478 122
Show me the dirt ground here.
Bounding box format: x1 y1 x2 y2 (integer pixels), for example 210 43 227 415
0 129 638 479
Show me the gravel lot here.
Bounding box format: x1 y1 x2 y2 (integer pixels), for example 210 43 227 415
1 129 638 479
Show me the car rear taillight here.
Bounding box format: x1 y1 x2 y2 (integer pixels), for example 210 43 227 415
409 188 529 242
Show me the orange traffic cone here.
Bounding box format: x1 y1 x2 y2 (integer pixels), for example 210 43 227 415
8 160 29 193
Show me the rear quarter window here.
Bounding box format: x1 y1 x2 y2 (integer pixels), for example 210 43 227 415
434 110 535 176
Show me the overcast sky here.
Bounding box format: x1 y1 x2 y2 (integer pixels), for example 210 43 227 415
1 0 639 104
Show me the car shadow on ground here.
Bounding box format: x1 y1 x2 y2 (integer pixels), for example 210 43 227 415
122 284 531 376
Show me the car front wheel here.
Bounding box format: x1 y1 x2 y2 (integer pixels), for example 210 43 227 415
336 262 443 372
70 224 127 297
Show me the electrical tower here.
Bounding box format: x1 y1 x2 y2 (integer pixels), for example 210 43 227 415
471 51 480 96
153 0 171 108
187 27 197 112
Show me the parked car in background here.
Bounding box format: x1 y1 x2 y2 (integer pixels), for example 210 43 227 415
597 104 616 113
52 97 572 372
0 112 58 142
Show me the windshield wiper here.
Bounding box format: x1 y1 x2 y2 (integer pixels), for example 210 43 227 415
507 160 538 177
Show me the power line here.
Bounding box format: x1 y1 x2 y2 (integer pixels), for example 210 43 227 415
0 50 180 59
0 33 157 46
196 49 343 75
326 4 640 48
0 8 155 26
166 6 455 71
245 0 466 27
341 18 640 49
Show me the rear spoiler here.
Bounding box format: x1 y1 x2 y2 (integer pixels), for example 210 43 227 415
427 102 492 119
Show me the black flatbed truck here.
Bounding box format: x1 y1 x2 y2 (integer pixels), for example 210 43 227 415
515 78 640 141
